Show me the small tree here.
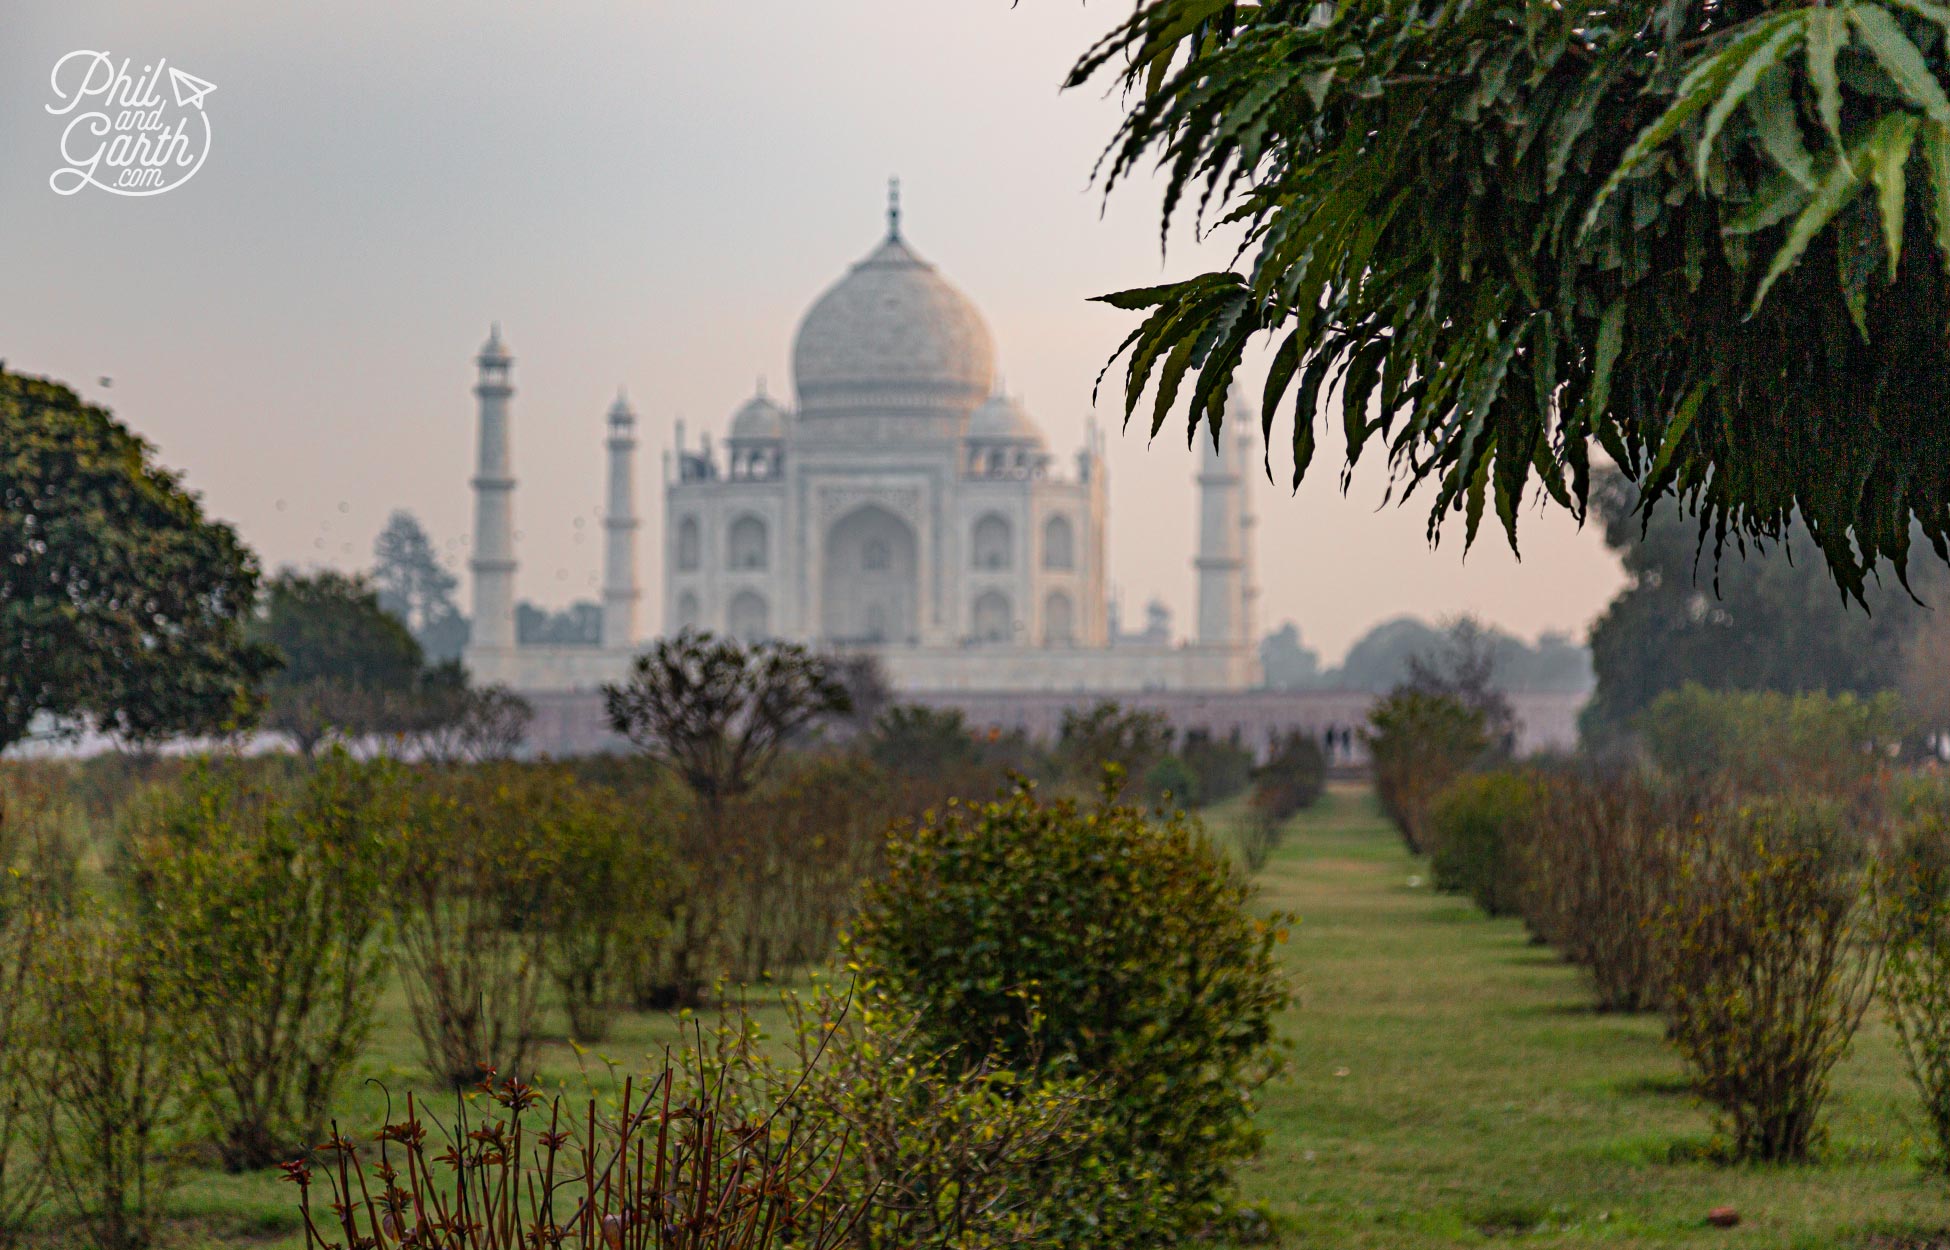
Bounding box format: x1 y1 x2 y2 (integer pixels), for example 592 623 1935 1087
603 630 850 817
850 783 1291 1235
1875 777 1950 1179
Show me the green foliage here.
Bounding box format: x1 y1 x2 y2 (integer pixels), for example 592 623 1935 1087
0 779 72 1247
1069 0 1950 598
37 915 196 1250
0 367 274 753
1180 731 1256 806
1252 731 1327 824
124 753 392 1169
253 570 427 755
1367 690 1490 854
1582 472 1950 740
850 783 1292 1233
535 774 671 1043
1428 771 1538 917
694 978 1168 1250
1652 800 1878 1161
1636 684 1902 797
1142 752 1201 806
1055 700 1172 796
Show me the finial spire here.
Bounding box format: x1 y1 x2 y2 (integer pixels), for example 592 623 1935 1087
886 176 901 240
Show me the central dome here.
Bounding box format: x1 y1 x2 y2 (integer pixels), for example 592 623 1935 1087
791 222 995 417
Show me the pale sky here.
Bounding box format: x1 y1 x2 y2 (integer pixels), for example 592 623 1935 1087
0 0 1626 665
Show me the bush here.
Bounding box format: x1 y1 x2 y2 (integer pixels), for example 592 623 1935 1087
849 783 1291 1235
38 915 195 1250
721 755 889 983
1367 689 1489 853
285 1059 869 1250
1055 701 1172 798
694 978 1167 1250
1517 769 1686 1012
1428 772 1537 917
125 753 391 1170
1252 731 1325 823
1180 732 1255 807
1652 800 1878 1162
534 774 669 1043
384 764 569 1086
1141 753 1200 807
1875 776 1950 1177
0 778 73 1247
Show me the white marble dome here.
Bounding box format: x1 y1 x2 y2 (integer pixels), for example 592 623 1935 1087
729 391 788 441
966 391 1043 445
791 230 995 416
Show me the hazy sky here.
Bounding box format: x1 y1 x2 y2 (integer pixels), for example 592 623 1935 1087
0 1 1627 664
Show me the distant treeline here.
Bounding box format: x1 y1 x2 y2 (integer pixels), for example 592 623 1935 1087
1260 617 1593 695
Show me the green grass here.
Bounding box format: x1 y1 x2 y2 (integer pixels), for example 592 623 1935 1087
1235 782 1946 1249
131 782 1950 1245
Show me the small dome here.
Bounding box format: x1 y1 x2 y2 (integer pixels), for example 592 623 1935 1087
478 322 510 364
966 391 1043 445
607 388 635 426
729 391 788 441
791 224 995 416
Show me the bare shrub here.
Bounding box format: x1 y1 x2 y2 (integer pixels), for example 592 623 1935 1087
1517 769 1686 1012
1652 800 1878 1162
284 1062 866 1250
125 753 392 1169
38 915 195 1250
384 765 565 1086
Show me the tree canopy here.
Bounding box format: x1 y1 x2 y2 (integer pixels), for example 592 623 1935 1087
371 510 467 662
0 368 273 752
252 569 427 754
1072 0 1950 597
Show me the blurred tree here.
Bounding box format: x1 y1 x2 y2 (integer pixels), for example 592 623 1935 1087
1583 471 1948 742
602 629 850 816
254 570 425 755
371 510 467 662
0 368 274 752
1258 622 1322 690
516 600 600 646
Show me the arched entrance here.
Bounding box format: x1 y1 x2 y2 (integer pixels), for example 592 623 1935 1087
822 505 918 644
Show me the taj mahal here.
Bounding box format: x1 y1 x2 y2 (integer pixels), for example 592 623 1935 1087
461 186 1261 695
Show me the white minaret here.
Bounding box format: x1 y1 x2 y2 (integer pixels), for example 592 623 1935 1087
1195 403 1256 652
469 325 517 651
601 389 640 649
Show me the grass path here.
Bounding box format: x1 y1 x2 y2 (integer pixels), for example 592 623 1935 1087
1239 782 1944 1249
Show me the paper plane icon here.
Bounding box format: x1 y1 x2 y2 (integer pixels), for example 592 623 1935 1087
168 67 216 110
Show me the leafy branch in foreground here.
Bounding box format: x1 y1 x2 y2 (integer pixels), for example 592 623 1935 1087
1070 0 1950 598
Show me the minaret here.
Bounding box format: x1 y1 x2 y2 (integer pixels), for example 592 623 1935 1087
1195 405 1254 650
469 325 517 650
601 389 640 649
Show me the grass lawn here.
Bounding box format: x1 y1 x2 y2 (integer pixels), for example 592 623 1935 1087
1236 782 1946 1249
136 781 1950 1246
